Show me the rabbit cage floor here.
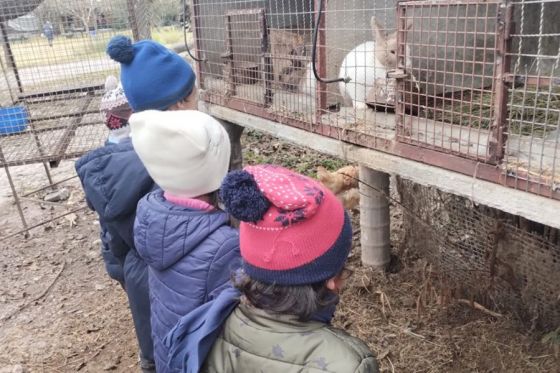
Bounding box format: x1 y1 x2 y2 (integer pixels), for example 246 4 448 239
0 93 107 167
204 76 560 186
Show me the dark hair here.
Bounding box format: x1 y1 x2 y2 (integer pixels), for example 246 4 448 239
233 270 338 322
206 190 220 209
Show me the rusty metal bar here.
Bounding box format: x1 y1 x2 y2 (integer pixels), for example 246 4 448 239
395 4 408 140
29 110 100 124
400 0 502 6
488 1 513 163
0 145 28 234
504 74 560 87
0 120 101 142
190 0 206 87
21 175 79 198
26 110 55 185
222 13 236 99
259 9 273 107
17 84 103 102
48 93 95 168
0 22 23 94
0 205 88 242
227 8 267 16
314 0 328 124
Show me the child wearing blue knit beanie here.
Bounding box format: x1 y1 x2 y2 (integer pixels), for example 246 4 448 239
107 35 245 170
107 35 198 112
103 36 243 373
79 36 202 373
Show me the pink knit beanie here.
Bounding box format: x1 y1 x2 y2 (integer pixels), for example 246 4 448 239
220 165 352 285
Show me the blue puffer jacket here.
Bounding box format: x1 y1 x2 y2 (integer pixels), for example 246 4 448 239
75 138 156 364
134 190 241 373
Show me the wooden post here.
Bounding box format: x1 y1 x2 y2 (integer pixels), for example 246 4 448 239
359 165 391 268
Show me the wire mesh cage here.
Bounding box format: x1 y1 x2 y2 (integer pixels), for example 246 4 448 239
397 176 560 329
0 0 189 235
395 0 508 163
0 0 154 169
192 0 560 200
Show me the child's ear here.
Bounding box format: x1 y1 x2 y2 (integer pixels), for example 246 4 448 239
326 278 337 291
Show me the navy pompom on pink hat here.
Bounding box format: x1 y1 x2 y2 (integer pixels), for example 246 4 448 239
106 35 196 112
220 165 352 286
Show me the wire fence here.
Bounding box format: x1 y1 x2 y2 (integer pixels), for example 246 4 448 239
0 0 168 168
192 0 560 200
0 0 183 233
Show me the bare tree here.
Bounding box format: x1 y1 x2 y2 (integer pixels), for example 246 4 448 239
52 0 112 34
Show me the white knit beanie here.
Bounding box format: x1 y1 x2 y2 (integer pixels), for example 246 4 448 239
129 110 231 198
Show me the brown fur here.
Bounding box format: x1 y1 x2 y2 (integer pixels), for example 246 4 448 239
316 165 359 195
270 29 307 92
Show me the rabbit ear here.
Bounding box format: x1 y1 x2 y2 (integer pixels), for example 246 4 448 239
371 17 385 43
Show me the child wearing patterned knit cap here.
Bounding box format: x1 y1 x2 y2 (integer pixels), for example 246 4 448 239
100 75 133 144
165 165 379 373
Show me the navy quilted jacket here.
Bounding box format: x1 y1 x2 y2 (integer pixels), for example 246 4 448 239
75 138 155 277
75 138 156 363
134 189 241 373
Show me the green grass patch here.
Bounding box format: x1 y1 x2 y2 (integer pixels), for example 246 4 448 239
1 28 191 70
243 129 347 177
152 26 187 46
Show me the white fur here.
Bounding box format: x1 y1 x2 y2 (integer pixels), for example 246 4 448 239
338 41 388 109
300 63 316 98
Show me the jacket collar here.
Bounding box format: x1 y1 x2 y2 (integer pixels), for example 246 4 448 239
235 303 326 334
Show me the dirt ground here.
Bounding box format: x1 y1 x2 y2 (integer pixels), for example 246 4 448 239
0 130 558 372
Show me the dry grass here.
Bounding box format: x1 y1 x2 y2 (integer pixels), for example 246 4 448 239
422 87 560 137
336 253 559 372
243 130 560 372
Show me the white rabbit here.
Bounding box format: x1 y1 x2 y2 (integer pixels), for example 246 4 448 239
300 55 353 108
339 17 413 109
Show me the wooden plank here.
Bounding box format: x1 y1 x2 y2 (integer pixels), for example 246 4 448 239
201 102 560 230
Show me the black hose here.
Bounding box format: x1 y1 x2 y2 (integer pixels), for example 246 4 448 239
311 0 350 84
183 0 205 62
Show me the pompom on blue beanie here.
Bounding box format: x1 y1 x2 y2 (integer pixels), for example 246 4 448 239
107 35 196 112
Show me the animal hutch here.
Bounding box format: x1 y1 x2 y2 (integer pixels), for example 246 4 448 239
190 0 560 327
0 0 151 233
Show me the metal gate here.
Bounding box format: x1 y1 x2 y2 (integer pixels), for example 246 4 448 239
395 0 512 164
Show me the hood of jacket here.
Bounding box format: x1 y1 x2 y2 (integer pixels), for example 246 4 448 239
134 189 231 271
75 138 154 222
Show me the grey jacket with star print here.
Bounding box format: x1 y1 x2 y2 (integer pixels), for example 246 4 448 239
202 303 379 373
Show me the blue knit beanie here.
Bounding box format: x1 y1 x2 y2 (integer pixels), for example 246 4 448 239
106 36 196 112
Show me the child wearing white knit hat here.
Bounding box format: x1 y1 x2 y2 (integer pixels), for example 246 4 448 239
129 110 241 373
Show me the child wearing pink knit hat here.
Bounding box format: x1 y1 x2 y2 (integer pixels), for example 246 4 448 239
165 165 379 373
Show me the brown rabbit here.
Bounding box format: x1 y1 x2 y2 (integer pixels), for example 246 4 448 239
270 29 307 92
